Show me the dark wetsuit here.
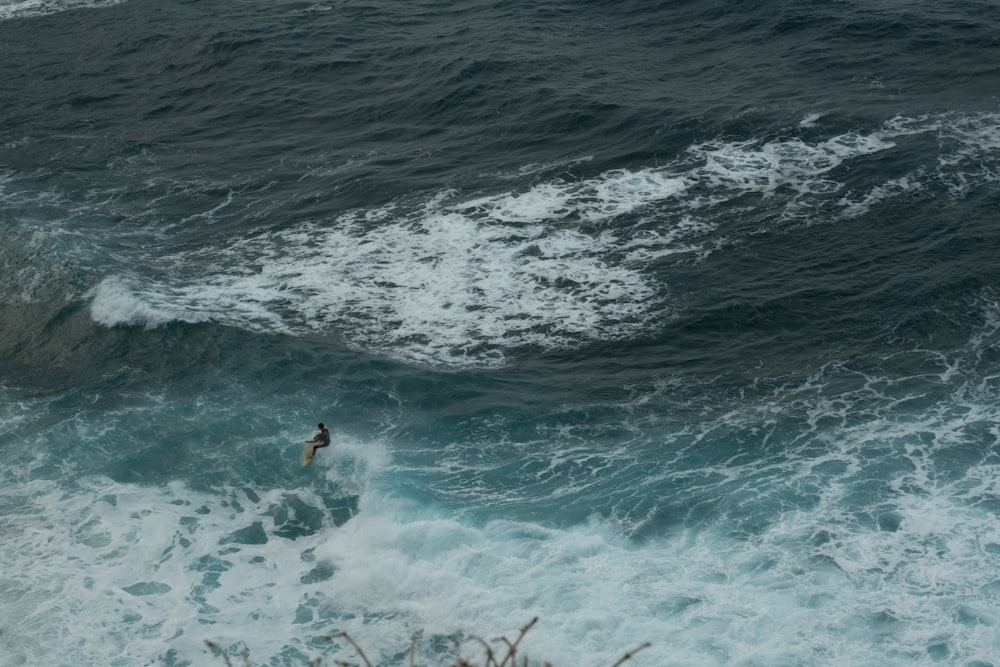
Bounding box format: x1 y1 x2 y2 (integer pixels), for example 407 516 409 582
313 427 331 449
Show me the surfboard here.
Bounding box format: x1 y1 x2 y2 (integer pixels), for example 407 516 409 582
301 439 318 466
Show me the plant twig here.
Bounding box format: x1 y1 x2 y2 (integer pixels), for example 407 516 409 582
326 631 373 667
610 642 651 667
204 640 234 667
207 619 647 667
461 634 497 667
496 617 538 667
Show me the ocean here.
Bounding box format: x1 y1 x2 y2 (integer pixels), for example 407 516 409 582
3 0 1000 665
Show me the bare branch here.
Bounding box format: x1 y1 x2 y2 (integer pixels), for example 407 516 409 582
206 619 646 667
326 631 374 667
460 634 498 667
496 617 538 667
204 640 234 667
610 642 652 667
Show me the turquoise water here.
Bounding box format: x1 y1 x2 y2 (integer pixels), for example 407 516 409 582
3 1 1000 665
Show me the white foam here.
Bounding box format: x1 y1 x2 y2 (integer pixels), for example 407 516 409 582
81 167 721 368
88 275 211 328
799 113 824 128
4 457 1000 667
0 0 126 21
88 183 691 367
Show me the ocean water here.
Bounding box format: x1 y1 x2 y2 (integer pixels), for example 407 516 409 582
3 0 1000 665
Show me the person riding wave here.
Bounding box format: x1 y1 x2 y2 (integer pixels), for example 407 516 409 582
306 422 331 460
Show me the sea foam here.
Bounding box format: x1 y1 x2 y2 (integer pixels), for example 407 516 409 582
0 0 126 21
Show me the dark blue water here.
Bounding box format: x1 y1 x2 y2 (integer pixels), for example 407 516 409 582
4 1 1000 665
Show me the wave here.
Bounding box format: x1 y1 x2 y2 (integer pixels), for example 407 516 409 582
75 112 1000 369
4 113 996 369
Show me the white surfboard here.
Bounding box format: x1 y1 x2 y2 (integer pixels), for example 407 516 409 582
301 439 318 466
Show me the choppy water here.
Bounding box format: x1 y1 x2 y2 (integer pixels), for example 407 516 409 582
3 1 1000 665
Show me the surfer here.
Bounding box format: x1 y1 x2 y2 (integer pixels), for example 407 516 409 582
306 422 331 460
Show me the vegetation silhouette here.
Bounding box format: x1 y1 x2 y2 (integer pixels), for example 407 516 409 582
205 617 651 667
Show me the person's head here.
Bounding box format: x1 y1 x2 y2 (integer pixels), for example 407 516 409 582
318 422 325 429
